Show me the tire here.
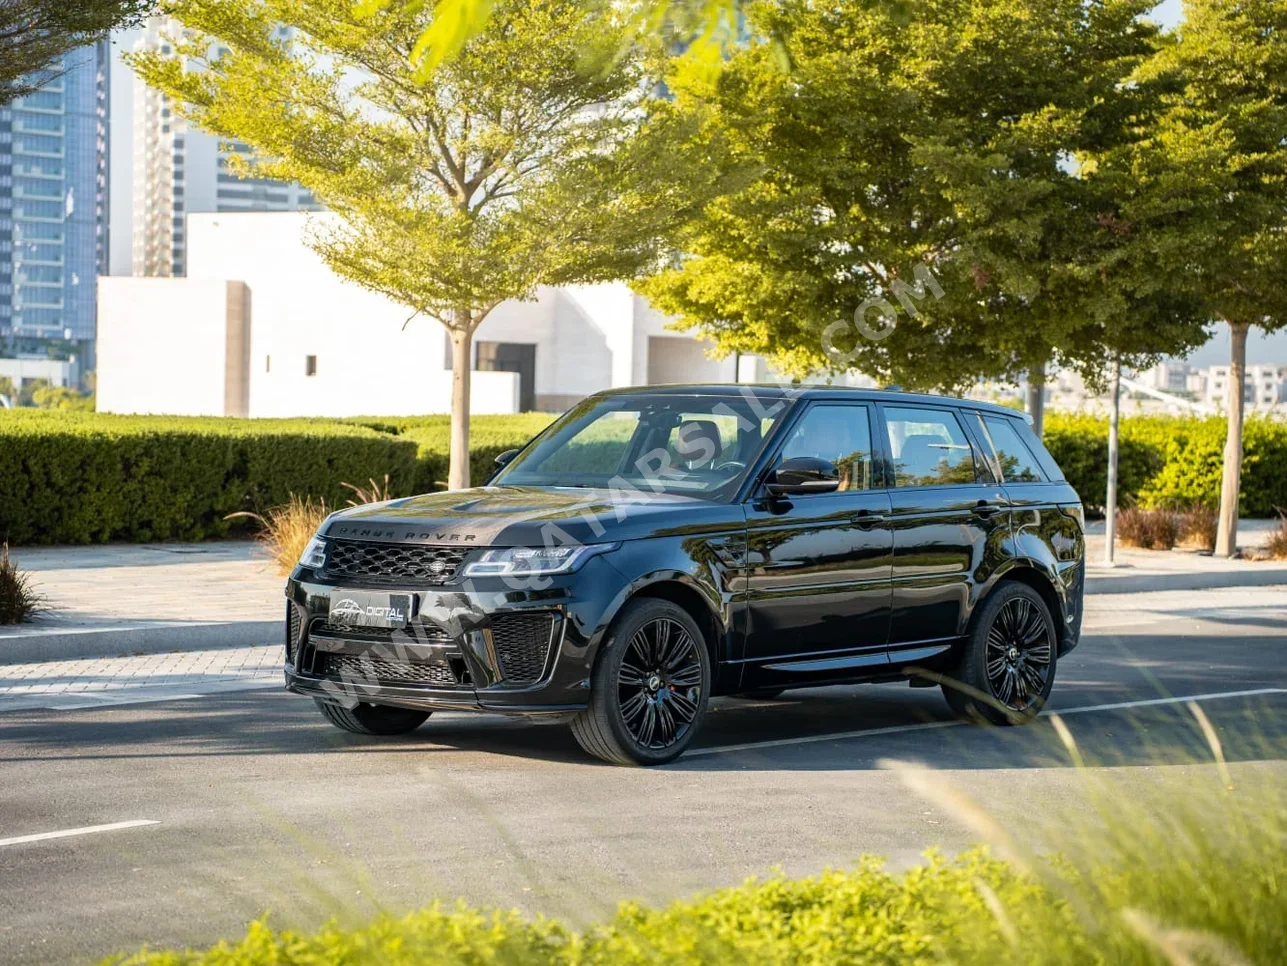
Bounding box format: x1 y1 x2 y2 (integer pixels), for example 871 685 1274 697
941 582 1057 726
571 598 711 765
732 688 786 700
314 698 431 736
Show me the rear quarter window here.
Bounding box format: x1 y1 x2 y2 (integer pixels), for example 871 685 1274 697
1001 414 1065 482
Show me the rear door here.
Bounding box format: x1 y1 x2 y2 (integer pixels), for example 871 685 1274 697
879 403 1010 661
740 401 893 685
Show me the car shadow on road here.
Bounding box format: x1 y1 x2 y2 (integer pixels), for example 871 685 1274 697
2 682 1283 775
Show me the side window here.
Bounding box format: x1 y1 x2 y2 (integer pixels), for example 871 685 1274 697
885 406 978 487
980 415 1045 483
778 404 875 492
1005 415 1065 482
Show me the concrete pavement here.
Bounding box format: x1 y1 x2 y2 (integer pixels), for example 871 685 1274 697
1 584 1284 964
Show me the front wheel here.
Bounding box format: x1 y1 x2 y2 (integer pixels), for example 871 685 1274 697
942 582 1056 725
315 698 431 735
571 599 710 765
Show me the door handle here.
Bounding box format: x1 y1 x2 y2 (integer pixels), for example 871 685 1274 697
972 501 1004 518
851 510 886 525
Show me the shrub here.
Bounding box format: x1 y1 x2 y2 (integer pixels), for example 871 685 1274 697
1043 413 1287 517
1177 504 1218 551
0 412 419 545
0 543 45 624
1116 506 1180 550
348 413 557 492
1266 509 1287 560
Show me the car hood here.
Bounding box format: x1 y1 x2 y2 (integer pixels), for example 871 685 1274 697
321 485 744 547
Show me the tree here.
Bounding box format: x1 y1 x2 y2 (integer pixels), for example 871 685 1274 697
0 0 151 104
1130 0 1287 556
131 0 729 489
638 0 1179 402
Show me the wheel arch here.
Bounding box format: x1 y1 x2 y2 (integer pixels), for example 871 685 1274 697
591 572 728 667
977 562 1069 652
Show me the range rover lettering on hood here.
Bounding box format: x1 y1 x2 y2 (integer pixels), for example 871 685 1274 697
327 524 477 543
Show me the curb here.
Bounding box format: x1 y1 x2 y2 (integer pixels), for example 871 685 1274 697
0 620 279 666
1085 566 1287 595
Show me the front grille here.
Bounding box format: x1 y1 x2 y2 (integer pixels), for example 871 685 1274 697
491 613 556 686
315 616 452 643
323 539 467 584
286 602 302 663
323 653 458 686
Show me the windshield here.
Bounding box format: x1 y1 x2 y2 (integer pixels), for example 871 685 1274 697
493 391 795 498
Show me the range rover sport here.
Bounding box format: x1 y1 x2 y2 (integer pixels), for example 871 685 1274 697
284 385 1085 765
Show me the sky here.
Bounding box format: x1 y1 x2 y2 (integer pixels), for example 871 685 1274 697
104 0 1284 367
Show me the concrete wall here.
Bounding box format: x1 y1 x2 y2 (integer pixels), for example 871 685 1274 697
185 213 516 417
96 276 238 415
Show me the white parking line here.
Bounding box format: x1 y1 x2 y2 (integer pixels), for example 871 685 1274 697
0 820 159 848
688 687 1287 758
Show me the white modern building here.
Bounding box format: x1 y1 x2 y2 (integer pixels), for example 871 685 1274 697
130 17 321 278
1206 364 1287 410
97 212 781 417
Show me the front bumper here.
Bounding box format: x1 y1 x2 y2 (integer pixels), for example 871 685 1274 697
283 556 627 716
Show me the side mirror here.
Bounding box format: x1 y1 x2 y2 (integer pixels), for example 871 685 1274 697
494 449 520 469
766 456 841 496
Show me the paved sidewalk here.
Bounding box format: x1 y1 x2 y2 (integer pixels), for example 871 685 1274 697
0 644 283 712
0 542 281 663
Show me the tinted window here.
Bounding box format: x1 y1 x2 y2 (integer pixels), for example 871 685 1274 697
885 406 977 487
981 415 1044 482
778 404 875 491
497 392 791 497
1006 415 1065 481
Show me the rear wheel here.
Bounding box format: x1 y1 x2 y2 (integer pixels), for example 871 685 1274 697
942 582 1056 725
315 698 431 736
571 599 710 765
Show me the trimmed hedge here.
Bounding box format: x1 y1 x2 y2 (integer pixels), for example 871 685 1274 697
0 412 420 545
348 413 557 493
1044 413 1287 516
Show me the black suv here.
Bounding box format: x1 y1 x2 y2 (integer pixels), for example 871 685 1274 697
284 385 1084 765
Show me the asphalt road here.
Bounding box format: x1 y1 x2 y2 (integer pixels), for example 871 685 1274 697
2 585 1286 964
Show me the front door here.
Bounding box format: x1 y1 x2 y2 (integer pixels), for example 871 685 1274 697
740 402 894 688
878 403 1010 662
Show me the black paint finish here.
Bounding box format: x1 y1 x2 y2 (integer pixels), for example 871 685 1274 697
284 385 1084 725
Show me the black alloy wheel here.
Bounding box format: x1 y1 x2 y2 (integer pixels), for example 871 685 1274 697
572 598 711 765
942 582 1056 725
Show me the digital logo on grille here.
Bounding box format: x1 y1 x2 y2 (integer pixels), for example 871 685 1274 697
330 598 365 622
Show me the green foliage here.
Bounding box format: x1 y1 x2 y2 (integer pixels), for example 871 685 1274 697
347 413 557 492
129 0 730 488
0 543 46 624
1043 413 1287 516
107 827 1287 966
0 412 558 545
29 384 95 411
0 412 420 545
0 0 150 105
638 0 1204 391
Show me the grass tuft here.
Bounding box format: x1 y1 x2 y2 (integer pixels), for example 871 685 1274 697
1177 504 1218 551
1265 508 1287 560
0 542 46 624
1117 506 1181 550
227 495 330 577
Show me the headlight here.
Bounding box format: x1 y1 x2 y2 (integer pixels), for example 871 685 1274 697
462 543 618 577
298 535 327 570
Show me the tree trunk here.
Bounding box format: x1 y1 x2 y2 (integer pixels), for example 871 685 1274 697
1026 362 1046 437
1215 320 1249 557
1104 360 1121 566
448 318 474 491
